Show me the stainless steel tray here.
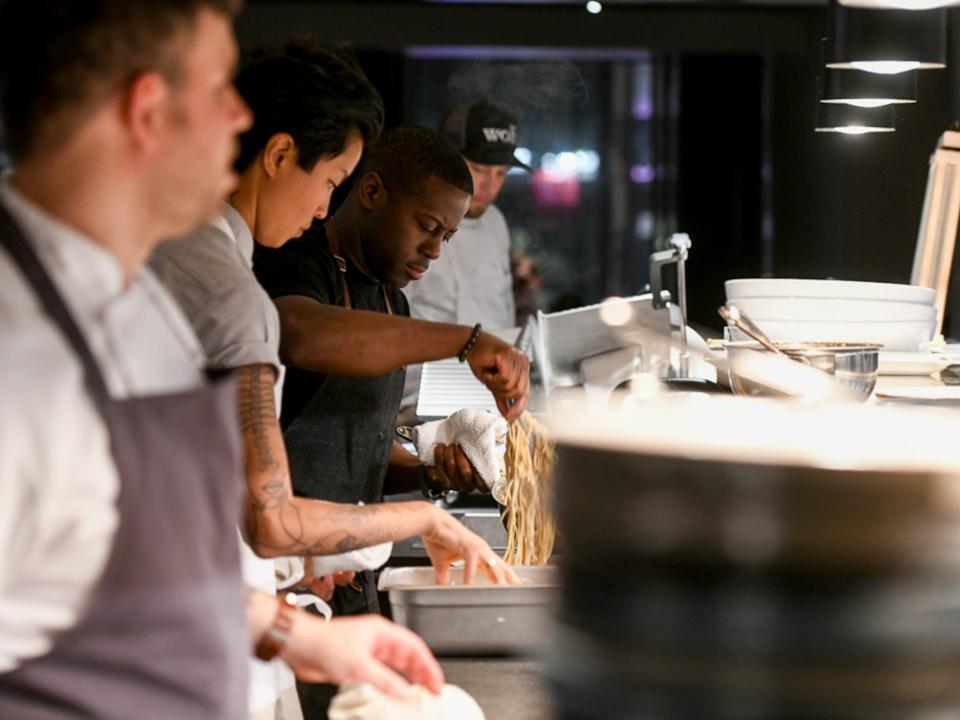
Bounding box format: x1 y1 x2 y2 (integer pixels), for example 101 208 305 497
378 565 559 656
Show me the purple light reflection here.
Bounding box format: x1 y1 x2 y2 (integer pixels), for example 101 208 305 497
630 164 656 184
632 98 653 120
406 46 654 61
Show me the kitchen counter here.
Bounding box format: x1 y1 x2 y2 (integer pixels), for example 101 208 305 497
439 658 553 720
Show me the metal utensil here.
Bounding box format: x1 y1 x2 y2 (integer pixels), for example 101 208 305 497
724 341 880 401
717 304 881 401
718 304 789 357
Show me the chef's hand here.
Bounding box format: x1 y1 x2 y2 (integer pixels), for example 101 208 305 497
299 569 356 602
421 505 519 586
430 443 488 493
466 332 529 422
281 613 444 700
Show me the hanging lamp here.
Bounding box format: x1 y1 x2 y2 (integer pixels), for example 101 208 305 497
826 0 947 74
820 66 917 106
840 0 957 10
815 103 897 133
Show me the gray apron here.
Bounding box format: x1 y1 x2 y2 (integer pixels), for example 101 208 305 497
0 201 248 719
283 355 404 508
291 229 405 719
282 228 405 509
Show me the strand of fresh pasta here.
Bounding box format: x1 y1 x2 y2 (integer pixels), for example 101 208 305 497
502 411 556 565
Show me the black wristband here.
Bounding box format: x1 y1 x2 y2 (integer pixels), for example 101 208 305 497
457 323 483 363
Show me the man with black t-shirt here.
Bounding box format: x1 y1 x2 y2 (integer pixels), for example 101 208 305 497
255 126 529 717
254 127 529 603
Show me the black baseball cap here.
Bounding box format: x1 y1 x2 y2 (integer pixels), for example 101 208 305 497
440 100 531 171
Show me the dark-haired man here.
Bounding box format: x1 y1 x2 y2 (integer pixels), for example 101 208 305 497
255 126 528 571
402 100 531 415
255 123 528 716
256 127 529 517
405 100 529 331
0 2 444 717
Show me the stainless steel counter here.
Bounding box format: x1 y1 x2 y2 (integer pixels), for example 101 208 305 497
439 658 553 720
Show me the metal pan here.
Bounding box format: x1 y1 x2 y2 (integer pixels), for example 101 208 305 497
379 565 559 655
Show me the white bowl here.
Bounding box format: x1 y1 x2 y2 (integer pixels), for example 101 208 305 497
725 278 935 306
739 318 935 351
729 297 937 323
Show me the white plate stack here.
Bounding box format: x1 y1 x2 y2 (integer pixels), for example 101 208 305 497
724 278 938 352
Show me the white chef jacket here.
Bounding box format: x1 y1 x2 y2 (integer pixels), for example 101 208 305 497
0 180 206 672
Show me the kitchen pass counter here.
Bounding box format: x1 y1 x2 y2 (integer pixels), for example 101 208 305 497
439 658 552 720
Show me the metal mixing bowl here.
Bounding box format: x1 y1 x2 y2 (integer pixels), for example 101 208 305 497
725 340 881 401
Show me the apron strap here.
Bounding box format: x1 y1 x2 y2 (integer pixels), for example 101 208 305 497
334 256 353 311
325 221 393 316
382 285 394 315
0 196 112 407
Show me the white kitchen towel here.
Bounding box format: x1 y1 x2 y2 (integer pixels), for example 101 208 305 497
307 542 393 576
411 408 508 491
275 543 394 590
273 558 333 621
329 682 485 720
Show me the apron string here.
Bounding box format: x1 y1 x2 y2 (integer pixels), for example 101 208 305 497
0 197 112 408
324 221 393 316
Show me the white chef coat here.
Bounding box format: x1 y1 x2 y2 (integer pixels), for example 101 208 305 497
152 206 301 720
0 180 206 673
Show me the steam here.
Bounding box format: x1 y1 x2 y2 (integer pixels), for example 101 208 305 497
446 60 588 126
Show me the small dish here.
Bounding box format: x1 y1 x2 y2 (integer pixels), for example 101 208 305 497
878 352 953 376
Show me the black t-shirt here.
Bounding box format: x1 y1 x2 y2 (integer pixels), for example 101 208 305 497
253 224 409 504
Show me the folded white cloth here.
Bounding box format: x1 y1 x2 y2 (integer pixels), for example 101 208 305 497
273 541 392 621
275 544 393 589
329 683 485 720
307 542 393 576
410 409 507 494
286 590 332 621
273 559 334 621
274 557 305 590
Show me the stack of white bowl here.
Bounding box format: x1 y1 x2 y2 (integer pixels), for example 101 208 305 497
724 279 937 351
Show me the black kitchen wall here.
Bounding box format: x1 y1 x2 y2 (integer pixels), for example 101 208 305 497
676 55 765 332
237 1 959 331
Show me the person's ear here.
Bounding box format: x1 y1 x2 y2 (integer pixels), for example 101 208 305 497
123 71 170 153
357 171 387 210
261 133 296 178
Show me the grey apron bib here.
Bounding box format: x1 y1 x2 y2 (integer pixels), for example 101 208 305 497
291 228 405 719
0 202 248 719
286 227 404 614
282 227 405 510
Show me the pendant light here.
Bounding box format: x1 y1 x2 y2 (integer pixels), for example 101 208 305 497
815 103 897 133
826 0 947 74
840 0 958 9
820 67 917 106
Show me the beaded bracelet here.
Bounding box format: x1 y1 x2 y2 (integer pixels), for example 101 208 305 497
457 323 483 363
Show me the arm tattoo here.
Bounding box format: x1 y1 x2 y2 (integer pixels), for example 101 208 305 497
238 364 425 556
237 365 278 473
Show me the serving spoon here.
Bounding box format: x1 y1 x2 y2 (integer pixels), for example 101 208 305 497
718 304 790 358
